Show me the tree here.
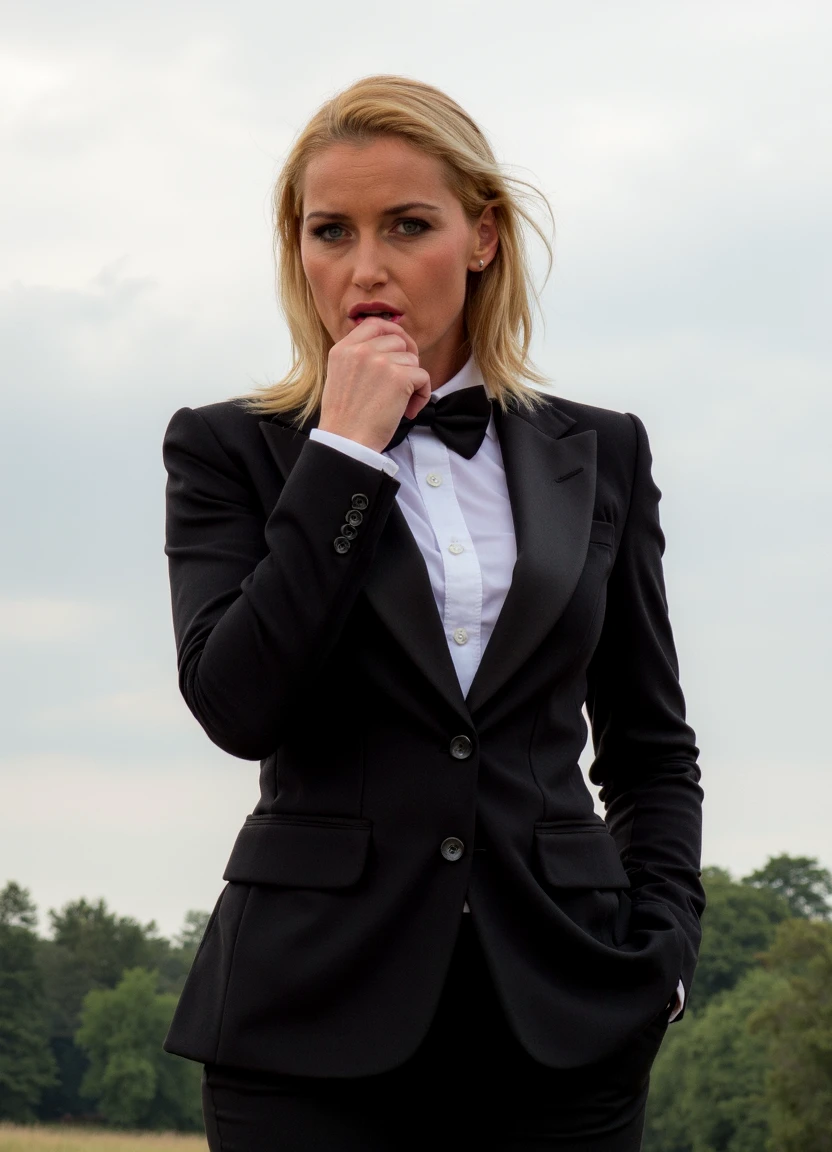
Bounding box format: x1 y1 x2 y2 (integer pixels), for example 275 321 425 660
750 918 832 1152
37 896 177 1120
691 866 790 1010
644 966 780 1152
0 882 58 1121
743 854 832 921
75 967 202 1131
173 909 210 954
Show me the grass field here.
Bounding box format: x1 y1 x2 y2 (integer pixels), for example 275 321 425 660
0 1125 207 1152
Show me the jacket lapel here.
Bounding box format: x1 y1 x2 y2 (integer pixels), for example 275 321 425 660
259 416 471 725
464 400 597 716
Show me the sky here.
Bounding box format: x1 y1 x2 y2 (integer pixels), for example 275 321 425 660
2 1 830 938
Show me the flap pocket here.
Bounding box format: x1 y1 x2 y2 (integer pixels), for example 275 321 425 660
223 814 372 889
589 519 615 547
534 822 630 889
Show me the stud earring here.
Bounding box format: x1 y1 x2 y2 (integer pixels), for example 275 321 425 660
478 259 484 269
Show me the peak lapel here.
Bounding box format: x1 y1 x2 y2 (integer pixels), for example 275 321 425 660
259 417 471 726
465 401 597 716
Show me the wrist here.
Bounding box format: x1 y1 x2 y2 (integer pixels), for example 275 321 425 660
317 419 388 453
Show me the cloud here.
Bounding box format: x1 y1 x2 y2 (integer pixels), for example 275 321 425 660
0 597 107 642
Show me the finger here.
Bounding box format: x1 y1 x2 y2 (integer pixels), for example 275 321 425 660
403 371 432 419
363 334 411 354
344 317 408 344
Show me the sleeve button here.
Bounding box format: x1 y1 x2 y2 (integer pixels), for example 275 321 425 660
333 537 351 554
351 493 369 510
345 509 364 527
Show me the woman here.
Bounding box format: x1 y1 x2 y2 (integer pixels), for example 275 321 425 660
162 75 704 1151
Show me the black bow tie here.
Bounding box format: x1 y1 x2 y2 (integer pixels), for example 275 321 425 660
385 385 493 458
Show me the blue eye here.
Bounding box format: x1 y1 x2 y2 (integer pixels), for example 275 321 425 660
396 218 429 236
314 224 347 242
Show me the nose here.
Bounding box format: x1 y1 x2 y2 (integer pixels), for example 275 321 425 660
351 236 388 292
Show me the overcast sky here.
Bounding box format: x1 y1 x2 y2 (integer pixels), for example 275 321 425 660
2 1 830 938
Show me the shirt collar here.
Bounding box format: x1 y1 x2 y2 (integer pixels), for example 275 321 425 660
430 358 497 441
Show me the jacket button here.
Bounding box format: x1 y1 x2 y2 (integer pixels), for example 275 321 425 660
333 537 351 554
351 493 369 510
440 837 465 862
345 508 364 527
449 735 473 760
341 523 358 540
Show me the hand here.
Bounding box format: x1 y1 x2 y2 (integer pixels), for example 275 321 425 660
318 318 432 452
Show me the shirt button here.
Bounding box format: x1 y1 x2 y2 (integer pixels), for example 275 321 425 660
448 542 465 555
449 736 473 760
453 627 469 645
426 472 442 488
440 837 465 862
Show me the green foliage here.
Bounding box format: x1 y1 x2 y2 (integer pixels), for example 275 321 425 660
644 966 780 1152
75 968 202 1131
750 919 832 1152
0 884 58 1122
0 881 38 930
743 854 832 921
172 910 210 953
691 866 790 1009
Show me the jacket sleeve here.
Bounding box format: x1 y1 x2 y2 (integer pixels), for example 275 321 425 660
162 406 400 760
585 412 705 1007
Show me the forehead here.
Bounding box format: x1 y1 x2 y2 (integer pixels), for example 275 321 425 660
301 136 456 211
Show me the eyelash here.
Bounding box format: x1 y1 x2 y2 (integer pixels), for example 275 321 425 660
311 218 431 243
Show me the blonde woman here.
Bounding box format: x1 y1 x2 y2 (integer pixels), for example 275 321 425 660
162 75 704 1151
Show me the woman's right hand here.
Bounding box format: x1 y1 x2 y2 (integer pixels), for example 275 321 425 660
318 318 432 452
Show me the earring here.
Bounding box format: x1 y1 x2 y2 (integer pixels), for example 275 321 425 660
478 259 484 269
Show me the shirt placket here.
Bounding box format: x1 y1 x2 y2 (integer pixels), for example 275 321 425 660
409 429 483 696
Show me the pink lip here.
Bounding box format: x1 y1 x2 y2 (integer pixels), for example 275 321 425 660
348 301 404 322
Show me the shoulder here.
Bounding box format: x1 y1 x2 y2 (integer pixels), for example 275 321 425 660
530 390 647 476
163 396 295 466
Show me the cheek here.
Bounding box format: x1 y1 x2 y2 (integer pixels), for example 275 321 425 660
416 244 469 309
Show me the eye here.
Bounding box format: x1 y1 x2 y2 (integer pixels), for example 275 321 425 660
394 218 430 237
313 224 348 242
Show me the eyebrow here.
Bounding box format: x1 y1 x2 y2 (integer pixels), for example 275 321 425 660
304 201 442 222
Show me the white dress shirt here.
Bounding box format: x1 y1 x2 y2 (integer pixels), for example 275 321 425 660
309 358 685 1022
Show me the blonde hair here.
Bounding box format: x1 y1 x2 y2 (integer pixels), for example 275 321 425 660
244 75 553 421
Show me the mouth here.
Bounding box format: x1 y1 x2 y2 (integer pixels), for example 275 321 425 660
348 302 404 324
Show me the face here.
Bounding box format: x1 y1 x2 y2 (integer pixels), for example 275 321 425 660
299 135 497 388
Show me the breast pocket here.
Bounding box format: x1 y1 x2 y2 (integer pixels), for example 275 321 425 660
534 820 631 946
223 813 373 889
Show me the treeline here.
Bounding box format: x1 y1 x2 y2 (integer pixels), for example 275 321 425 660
0 885 209 1130
1 856 831 1142
644 855 832 1152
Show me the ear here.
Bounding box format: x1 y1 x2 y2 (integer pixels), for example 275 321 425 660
468 206 499 272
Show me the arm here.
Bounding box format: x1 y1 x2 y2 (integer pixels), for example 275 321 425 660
163 406 400 760
585 413 704 1013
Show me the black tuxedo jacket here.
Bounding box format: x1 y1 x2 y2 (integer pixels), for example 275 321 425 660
161 390 704 1076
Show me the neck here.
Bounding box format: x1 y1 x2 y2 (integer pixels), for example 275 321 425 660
422 341 470 391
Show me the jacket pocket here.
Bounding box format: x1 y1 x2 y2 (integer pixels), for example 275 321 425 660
534 821 630 889
223 813 372 889
534 821 631 946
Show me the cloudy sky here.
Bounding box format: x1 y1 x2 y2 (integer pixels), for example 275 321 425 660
2 1 830 938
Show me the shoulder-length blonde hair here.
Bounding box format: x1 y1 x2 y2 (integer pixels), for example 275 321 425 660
244 75 553 421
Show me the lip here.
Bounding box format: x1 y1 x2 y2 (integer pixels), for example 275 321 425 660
348 301 404 323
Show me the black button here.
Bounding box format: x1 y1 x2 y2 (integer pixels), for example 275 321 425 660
351 493 369 510
333 537 351 554
440 837 465 862
345 508 363 527
450 735 473 760
341 523 358 540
